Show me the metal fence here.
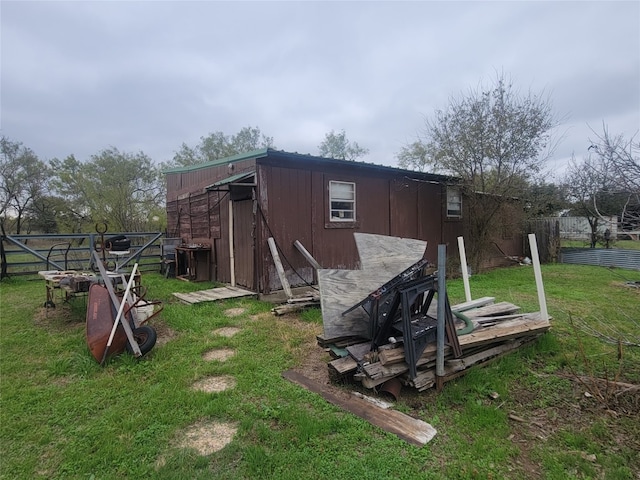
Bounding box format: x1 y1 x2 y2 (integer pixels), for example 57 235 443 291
0 232 165 278
560 248 640 271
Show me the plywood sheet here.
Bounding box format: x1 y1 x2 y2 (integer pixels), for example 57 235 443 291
354 233 427 273
319 234 428 341
318 269 383 339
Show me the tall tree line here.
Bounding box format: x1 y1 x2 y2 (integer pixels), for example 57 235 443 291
0 125 371 234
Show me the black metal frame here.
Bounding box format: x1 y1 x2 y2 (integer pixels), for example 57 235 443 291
342 259 462 380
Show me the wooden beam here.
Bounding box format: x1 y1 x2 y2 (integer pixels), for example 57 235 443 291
282 370 437 446
268 237 293 299
294 240 322 269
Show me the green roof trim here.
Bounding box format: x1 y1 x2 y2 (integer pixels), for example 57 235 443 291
162 148 269 174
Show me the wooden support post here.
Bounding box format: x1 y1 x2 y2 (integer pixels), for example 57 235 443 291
457 236 472 303
268 237 293 299
294 240 322 269
528 233 549 321
229 200 235 287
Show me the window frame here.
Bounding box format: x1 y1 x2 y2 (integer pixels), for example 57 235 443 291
329 180 356 223
446 186 462 218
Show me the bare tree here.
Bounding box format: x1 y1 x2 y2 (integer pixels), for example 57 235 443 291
587 125 640 232
397 73 558 270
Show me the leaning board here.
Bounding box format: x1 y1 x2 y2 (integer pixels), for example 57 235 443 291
319 234 427 341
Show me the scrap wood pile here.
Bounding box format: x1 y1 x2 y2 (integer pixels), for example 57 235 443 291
271 292 321 315
317 233 551 393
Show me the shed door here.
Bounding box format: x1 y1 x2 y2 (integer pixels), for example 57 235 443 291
233 199 255 290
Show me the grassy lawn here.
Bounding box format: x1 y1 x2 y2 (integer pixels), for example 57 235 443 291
561 239 640 250
1 264 639 479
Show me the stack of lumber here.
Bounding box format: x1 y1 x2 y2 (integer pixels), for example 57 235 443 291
271 292 321 315
325 297 551 392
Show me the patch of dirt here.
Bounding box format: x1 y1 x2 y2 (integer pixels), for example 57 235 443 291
192 375 237 393
224 307 246 317
281 314 337 388
212 327 241 337
294 338 332 386
175 420 238 455
202 348 236 362
33 306 82 332
151 319 179 347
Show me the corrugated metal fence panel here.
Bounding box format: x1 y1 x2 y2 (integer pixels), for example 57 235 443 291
560 248 640 270
542 216 617 240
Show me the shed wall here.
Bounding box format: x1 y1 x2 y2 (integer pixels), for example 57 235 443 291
255 160 459 293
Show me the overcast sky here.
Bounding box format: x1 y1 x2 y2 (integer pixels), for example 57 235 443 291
2 1 639 180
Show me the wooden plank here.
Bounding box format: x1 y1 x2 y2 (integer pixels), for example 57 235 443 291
411 336 540 391
173 292 197 304
172 286 256 304
328 356 358 375
271 302 318 316
462 302 521 318
294 240 322 270
451 296 496 312
268 237 293 299
378 313 550 366
316 333 367 348
282 370 437 446
346 342 373 362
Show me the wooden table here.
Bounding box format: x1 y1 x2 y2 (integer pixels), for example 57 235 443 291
175 245 211 282
38 270 96 307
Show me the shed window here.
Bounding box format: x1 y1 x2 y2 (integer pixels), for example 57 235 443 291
329 181 356 221
447 187 462 218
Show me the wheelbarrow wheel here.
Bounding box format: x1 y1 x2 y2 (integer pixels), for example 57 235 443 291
126 325 157 356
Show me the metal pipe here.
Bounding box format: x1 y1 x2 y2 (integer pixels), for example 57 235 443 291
436 244 446 378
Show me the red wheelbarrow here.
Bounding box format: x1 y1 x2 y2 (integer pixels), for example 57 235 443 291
86 254 159 365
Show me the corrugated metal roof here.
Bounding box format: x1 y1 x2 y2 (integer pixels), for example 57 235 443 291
162 148 268 174
560 248 640 270
163 148 456 183
206 171 255 190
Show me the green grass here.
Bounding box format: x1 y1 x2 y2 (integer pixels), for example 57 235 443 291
561 239 640 250
1 264 639 479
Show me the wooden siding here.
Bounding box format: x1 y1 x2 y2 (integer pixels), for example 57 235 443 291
166 190 222 241
257 166 315 292
165 159 257 202
418 181 447 261
254 161 457 293
164 151 471 294
233 199 255 290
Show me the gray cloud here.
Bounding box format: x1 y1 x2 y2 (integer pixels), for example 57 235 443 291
2 1 638 174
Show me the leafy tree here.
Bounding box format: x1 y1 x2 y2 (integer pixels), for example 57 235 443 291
0 136 50 234
50 148 165 232
397 74 557 270
173 126 275 167
318 129 369 161
523 181 569 217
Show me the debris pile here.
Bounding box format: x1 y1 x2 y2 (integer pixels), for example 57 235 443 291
317 233 551 393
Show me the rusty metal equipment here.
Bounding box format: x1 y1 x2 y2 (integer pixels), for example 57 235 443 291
343 259 462 380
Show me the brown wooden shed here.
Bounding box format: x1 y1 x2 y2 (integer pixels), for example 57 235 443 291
164 148 466 294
